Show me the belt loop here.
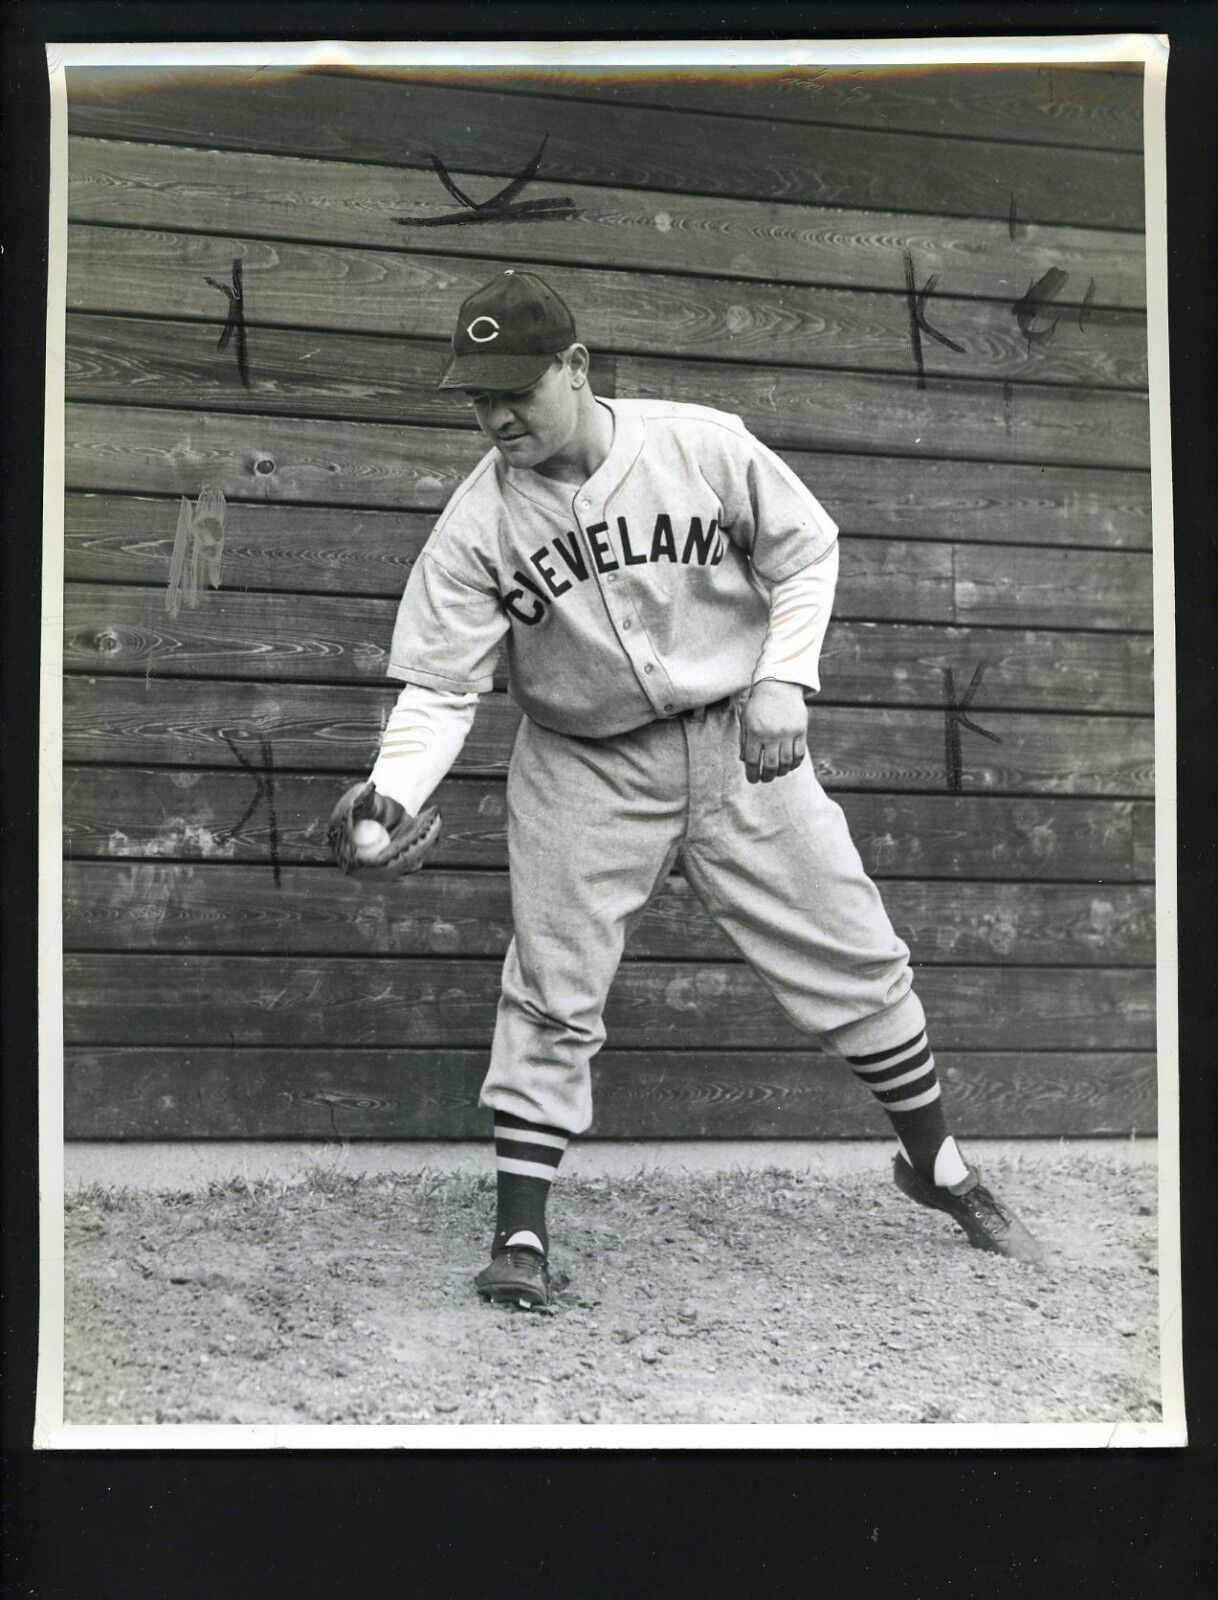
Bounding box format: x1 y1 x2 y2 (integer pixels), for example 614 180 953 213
664 696 731 728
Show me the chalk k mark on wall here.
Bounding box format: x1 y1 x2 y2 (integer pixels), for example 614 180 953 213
396 134 576 227
220 731 282 888
167 486 227 619
902 250 966 390
942 664 1003 794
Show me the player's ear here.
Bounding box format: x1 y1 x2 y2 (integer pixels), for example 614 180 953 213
564 344 592 389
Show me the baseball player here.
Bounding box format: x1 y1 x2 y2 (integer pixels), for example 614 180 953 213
328 270 1044 1309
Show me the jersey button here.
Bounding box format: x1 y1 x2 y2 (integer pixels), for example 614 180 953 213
644 664 654 674
663 702 674 712
621 619 631 630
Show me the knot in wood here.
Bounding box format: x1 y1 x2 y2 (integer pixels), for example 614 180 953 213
95 628 121 655
254 457 276 476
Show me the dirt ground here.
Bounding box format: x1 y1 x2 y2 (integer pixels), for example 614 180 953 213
62 1150 1161 1428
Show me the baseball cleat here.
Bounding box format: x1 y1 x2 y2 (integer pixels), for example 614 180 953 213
893 1154 1047 1265
474 1245 556 1309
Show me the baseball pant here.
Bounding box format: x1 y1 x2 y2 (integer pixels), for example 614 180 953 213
480 696 926 1134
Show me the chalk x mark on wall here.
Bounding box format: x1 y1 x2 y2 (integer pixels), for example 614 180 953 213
1013 267 1069 349
902 249 966 390
166 486 227 619
219 731 282 887
396 135 577 227
942 664 1003 795
205 258 250 386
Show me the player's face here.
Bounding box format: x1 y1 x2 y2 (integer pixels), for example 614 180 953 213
464 358 579 469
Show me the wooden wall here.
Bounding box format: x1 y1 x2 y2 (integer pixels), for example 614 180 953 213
60 63 1155 1141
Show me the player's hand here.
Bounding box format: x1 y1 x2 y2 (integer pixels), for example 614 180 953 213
367 789 406 832
326 781 441 876
739 679 808 784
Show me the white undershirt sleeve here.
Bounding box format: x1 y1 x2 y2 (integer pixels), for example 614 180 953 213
368 683 479 817
751 538 839 696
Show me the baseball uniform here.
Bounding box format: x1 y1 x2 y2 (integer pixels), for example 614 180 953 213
376 397 926 1133
350 270 1044 1288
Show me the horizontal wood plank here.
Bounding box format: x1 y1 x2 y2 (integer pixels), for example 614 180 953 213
62 678 1155 795
63 586 1153 711
64 525 964 620
62 479 1153 584
63 69 1146 228
61 312 1150 468
468 65 1144 150
65 253 1148 389
63 313 623 433
63 1046 1157 1139
64 391 1150 542
62 861 1155 966
62 769 1155 882
63 405 481 510
62 953 1156 1050
61 516 1153 632
752 456 1149 550
65 494 428 591
619 355 1149 468
951 545 1153 630
64 953 1152 1056
1132 802 1155 877
67 136 1148 304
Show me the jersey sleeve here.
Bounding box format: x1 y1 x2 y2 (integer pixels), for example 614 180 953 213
751 538 839 695
713 426 839 583
369 684 478 816
385 547 508 694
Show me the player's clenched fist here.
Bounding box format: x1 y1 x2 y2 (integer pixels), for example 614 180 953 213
326 780 442 877
739 679 808 784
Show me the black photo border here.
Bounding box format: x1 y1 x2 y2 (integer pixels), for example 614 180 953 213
3 3 1215 1595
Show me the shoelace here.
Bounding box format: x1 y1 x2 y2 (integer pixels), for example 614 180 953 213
503 1247 546 1272
962 1185 1013 1234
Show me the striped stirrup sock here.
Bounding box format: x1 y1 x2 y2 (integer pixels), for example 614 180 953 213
491 1111 570 1258
845 1030 967 1187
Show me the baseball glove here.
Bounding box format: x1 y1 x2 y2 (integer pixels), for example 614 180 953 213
326 780 442 878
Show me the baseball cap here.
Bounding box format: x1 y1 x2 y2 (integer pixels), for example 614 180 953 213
437 270 577 391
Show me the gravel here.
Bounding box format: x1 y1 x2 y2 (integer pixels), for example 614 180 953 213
62 1151 1161 1428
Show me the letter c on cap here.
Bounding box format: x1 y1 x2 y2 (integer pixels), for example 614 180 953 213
466 316 501 344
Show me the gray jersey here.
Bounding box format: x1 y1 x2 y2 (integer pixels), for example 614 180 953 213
386 399 838 738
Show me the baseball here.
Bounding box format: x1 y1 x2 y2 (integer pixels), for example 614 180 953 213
351 818 391 858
